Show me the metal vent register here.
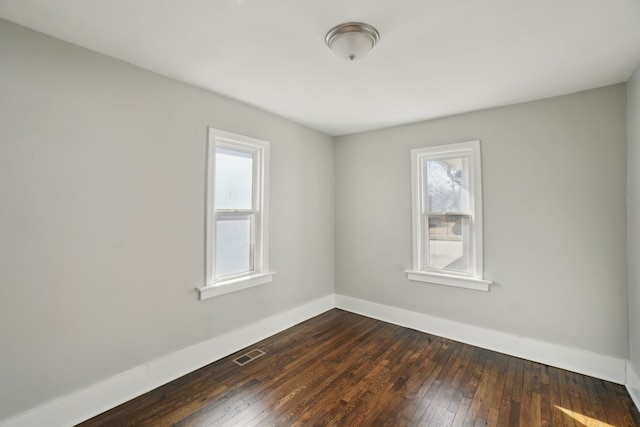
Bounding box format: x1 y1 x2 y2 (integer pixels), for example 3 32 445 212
232 349 266 366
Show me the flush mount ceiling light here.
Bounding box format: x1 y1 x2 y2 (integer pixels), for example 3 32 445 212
325 22 380 61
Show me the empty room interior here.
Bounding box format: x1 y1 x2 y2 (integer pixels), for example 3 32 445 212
3 1 640 426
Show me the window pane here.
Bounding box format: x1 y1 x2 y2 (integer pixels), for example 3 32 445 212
425 158 469 213
215 148 253 210
215 215 253 278
425 216 469 273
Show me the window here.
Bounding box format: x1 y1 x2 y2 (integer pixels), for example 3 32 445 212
406 140 491 291
198 128 274 300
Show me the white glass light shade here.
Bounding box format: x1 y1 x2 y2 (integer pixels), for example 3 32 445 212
330 32 373 61
325 22 380 61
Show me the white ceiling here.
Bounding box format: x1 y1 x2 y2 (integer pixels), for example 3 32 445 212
1 0 640 136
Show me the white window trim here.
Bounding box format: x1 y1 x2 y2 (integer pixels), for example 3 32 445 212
406 140 492 291
197 128 275 300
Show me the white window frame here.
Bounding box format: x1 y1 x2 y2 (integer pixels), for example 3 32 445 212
197 128 275 300
406 140 492 291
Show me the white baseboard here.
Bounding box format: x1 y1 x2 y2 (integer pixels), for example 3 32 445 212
626 360 640 412
2 292 631 426
335 294 627 385
0 294 336 427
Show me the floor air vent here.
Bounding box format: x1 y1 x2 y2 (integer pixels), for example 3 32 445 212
233 349 266 366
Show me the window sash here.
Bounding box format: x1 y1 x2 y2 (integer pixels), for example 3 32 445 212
421 154 473 216
213 146 260 281
205 128 270 289
410 140 485 282
420 152 475 275
214 212 257 280
213 147 255 210
422 213 473 275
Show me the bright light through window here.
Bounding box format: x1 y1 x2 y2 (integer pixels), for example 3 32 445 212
407 140 491 291
214 148 253 210
198 128 274 300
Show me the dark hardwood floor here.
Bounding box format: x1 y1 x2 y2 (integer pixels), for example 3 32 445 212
78 309 640 426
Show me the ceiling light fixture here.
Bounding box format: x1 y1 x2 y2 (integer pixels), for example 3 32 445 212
325 22 380 61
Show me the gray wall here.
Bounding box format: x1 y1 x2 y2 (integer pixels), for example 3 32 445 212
0 15 634 423
0 19 334 420
335 85 628 358
629 67 640 376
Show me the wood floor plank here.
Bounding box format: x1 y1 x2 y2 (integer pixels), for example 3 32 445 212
396 338 450 423
495 357 517 427
558 368 579 427
417 342 468 424
476 350 502 423
464 349 495 425
488 353 509 412
548 366 566 427
77 309 640 427
519 360 534 427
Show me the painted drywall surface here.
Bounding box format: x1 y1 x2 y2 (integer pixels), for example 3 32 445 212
335 85 628 358
629 67 640 377
0 19 334 421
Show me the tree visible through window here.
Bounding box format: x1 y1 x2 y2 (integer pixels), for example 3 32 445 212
407 140 491 291
424 157 470 273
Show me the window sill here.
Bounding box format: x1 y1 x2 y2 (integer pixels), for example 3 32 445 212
405 270 492 292
197 272 276 300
